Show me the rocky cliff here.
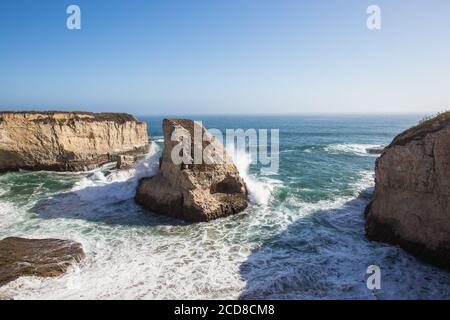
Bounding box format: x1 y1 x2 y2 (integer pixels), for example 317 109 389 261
365 112 450 270
0 111 149 172
135 119 248 222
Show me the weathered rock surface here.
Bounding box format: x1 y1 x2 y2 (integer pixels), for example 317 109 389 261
135 119 248 222
0 237 85 286
116 155 136 170
0 111 149 172
365 112 450 270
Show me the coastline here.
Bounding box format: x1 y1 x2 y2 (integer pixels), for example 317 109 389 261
1 114 449 299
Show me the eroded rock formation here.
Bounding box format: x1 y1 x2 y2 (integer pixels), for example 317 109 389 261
116 155 136 170
365 112 450 270
0 111 149 172
0 237 85 286
135 119 248 222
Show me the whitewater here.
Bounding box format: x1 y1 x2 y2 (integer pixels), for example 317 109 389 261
0 115 449 299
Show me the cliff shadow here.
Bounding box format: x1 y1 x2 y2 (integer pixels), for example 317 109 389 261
30 181 186 227
238 189 450 300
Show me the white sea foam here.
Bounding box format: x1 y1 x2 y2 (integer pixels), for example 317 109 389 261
1 167 449 300
325 143 383 156
0 185 8 197
238 171 450 300
71 140 274 206
152 136 165 143
0 201 23 232
227 147 278 206
0 201 16 217
1 136 450 300
71 142 160 202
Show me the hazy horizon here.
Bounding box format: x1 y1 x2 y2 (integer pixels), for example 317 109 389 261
0 108 437 117
1 0 449 115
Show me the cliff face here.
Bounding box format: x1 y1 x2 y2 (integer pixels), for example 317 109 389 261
0 111 149 172
135 119 248 222
365 112 450 270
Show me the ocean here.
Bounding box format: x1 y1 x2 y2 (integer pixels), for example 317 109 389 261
1 114 449 299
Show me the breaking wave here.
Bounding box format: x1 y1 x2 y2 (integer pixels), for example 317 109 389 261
71 142 160 203
70 139 275 207
325 143 383 156
227 146 279 206
1 115 449 300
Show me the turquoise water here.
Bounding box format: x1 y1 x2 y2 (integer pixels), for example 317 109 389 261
0 115 449 299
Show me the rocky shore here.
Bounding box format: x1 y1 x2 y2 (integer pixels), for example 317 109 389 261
366 112 450 270
0 111 149 172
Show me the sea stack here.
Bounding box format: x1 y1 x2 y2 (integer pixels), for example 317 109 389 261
0 111 149 172
365 112 450 270
135 119 248 222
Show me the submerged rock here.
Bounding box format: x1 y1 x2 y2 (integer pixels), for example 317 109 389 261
365 112 450 270
365 147 384 155
0 237 85 286
135 119 248 222
0 111 149 172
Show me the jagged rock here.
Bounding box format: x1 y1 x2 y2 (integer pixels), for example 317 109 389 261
366 147 384 155
135 119 248 222
365 112 450 270
116 155 136 170
0 237 85 286
0 111 149 172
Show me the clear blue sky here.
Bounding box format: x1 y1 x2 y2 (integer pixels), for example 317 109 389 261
0 0 449 115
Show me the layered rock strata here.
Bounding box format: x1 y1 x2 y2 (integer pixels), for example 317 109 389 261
0 111 149 172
